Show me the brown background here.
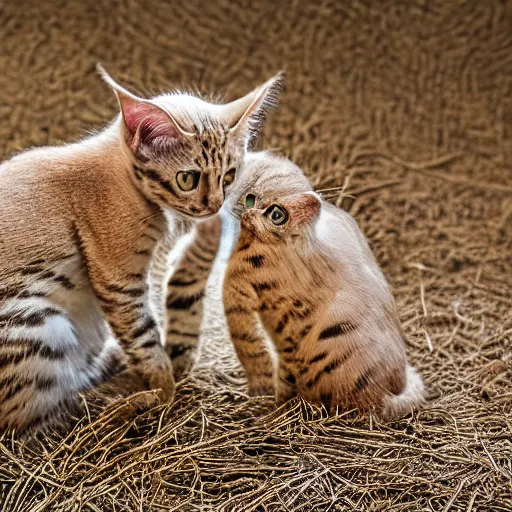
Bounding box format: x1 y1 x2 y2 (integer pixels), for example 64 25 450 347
0 0 511 510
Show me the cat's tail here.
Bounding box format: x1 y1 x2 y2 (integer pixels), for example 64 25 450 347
381 365 426 419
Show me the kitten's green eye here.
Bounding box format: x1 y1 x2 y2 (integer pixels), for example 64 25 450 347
264 204 288 226
176 170 199 191
245 194 256 208
223 168 236 188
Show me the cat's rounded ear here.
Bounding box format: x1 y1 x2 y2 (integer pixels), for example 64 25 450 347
222 72 284 146
97 64 194 154
287 192 322 226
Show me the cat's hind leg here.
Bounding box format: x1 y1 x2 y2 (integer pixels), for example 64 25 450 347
0 297 122 433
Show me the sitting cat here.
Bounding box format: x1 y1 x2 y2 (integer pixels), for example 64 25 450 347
0 68 282 432
221 154 424 418
158 152 424 418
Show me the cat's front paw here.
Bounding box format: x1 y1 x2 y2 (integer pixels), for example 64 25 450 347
248 379 275 397
133 349 176 402
276 384 298 405
148 365 176 402
165 343 196 381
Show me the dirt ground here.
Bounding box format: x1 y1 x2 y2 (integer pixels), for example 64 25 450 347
0 0 511 510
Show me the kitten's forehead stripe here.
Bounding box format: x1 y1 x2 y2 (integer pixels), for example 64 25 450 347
195 128 231 175
200 146 210 166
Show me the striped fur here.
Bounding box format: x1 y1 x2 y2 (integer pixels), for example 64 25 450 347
222 154 425 418
149 216 221 379
0 72 282 433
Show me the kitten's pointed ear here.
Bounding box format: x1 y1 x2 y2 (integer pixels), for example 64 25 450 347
223 72 284 145
97 64 194 154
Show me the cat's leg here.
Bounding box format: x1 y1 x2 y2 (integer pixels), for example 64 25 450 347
148 230 175 328
223 280 274 396
74 222 176 403
164 216 221 379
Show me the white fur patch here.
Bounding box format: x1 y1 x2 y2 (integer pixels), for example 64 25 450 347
314 207 335 244
381 365 426 418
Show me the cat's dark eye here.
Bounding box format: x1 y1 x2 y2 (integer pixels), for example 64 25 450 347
176 170 200 192
264 204 288 226
245 194 256 208
223 168 236 188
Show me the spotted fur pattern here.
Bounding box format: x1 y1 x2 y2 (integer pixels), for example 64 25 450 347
0 72 282 433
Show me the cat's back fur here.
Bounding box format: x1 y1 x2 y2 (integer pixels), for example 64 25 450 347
1 131 145 269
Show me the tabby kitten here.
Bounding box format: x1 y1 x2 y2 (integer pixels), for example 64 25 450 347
0 68 282 432
222 155 425 418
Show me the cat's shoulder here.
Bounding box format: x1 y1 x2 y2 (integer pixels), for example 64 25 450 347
314 201 355 238
0 143 77 177
314 201 371 257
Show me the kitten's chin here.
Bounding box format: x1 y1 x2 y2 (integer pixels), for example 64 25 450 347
175 208 218 221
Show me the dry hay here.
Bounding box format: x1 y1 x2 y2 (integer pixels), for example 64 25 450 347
0 0 511 510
